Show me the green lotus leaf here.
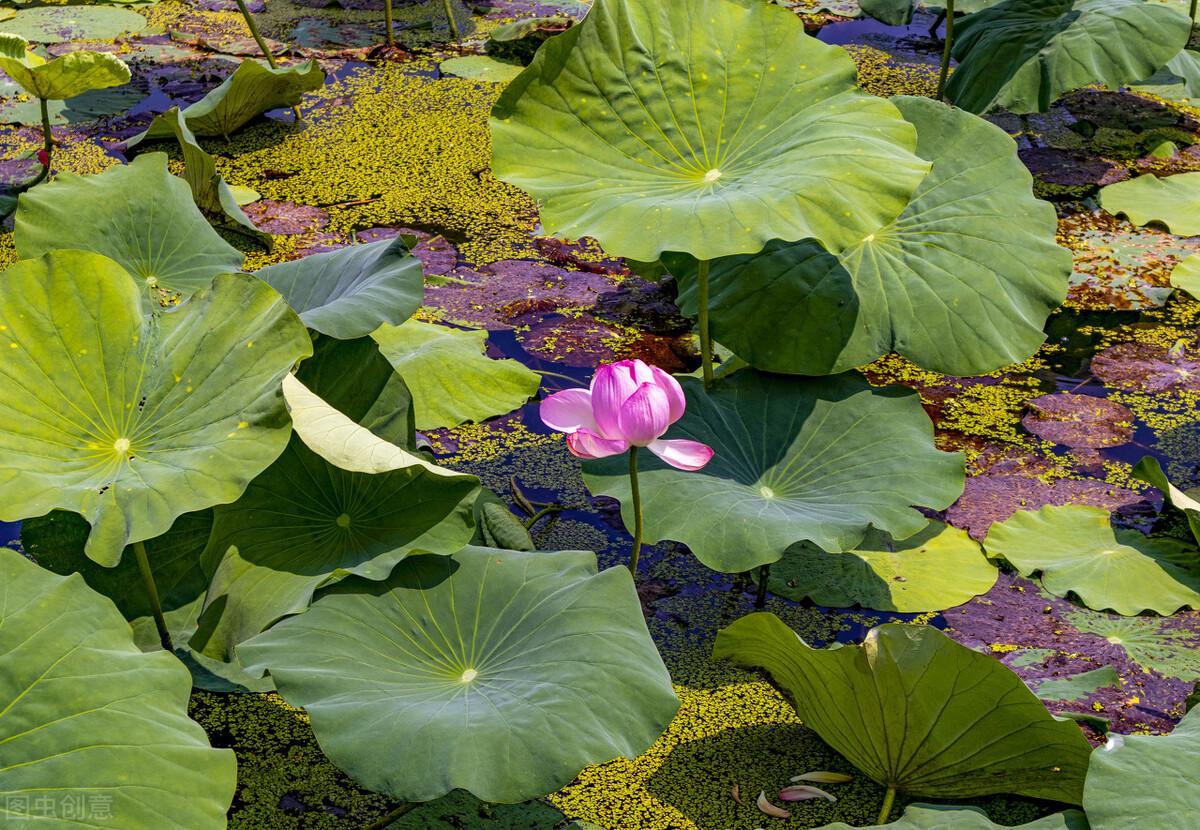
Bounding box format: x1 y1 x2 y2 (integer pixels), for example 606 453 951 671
761 521 997 612
129 107 267 243
254 237 424 339
859 0 914 25
16 508 269 691
945 0 1191 114
490 0 930 261
983 504 1200 616
817 804 1088 830
714 616 1093 803
1133 48 1200 102
0 549 236 827
674 96 1068 375
372 320 540 430
1171 251 1200 299
1033 666 1120 702
0 250 312 566
1100 172 1200 236
1 6 149 43
133 58 323 140
1065 610 1200 681
1133 455 1200 546
15 153 244 299
22 508 212 623
191 373 479 662
1083 705 1200 828
0 73 141 125
0 34 129 100
238 546 680 803
582 370 964 573
441 55 524 83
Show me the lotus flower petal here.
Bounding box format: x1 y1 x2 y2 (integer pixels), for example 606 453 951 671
779 784 837 802
647 438 714 471
540 387 598 434
617 383 672 446
566 428 630 460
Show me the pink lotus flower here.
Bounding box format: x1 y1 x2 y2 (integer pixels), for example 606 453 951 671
541 359 713 470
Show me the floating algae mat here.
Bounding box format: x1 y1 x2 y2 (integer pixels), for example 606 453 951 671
0 0 1199 828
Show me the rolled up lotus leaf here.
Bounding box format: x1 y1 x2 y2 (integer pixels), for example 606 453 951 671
714 616 1093 803
238 546 680 803
491 0 929 261
0 32 129 100
0 549 237 828
0 250 312 566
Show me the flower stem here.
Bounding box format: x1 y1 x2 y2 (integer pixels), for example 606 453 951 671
363 802 418 830
628 446 644 577
440 0 461 40
24 97 52 187
133 541 173 652
877 785 897 825
696 259 714 390
936 0 955 100
384 0 395 45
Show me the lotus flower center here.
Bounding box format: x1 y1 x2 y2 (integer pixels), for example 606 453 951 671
703 168 721 184
336 513 352 528
113 437 131 454
460 668 478 683
760 486 775 499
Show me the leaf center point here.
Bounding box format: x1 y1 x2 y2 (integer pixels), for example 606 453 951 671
113 437 131 454
759 486 775 499
336 513 352 528
460 668 478 683
703 168 721 184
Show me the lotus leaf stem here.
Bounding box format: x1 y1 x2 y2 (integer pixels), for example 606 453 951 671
234 0 278 68
696 258 714 389
1192 0 1197 23
754 564 770 609
628 446 644 577
27 97 51 188
441 0 461 41
384 0 395 46
133 540 173 652
363 802 418 829
936 0 954 100
524 504 563 529
877 784 897 825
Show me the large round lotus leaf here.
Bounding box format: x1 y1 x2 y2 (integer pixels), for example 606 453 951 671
674 97 1068 375
254 238 424 339
238 546 680 803
1133 456 1200 546
0 549 236 827
583 370 964 573
714 616 1093 803
858 0 913 25
763 522 997 612
945 0 1191 114
15 153 244 298
373 320 540 430
490 0 930 261
1099 172 1200 236
2 6 149 43
1082 706 1199 829
0 251 312 567
983 504 1200 616
0 35 129 100
191 373 479 663
133 58 323 140
817 804 1088 830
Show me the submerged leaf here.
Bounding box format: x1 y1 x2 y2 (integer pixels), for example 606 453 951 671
582 370 964 573
2 6 148 43
714 617 1093 803
491 0 929 261
238 547 680 803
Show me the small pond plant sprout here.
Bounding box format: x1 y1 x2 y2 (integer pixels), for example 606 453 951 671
0 34 130 186
541 359 713 575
